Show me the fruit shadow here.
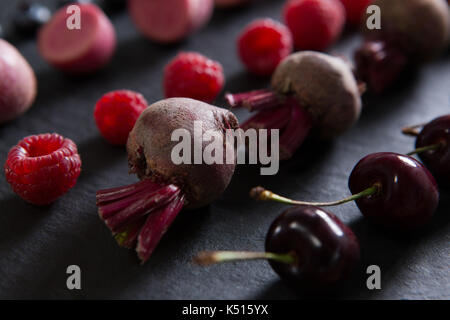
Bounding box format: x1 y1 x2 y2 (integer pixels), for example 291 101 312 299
0 200 212 299
225 139 337 207
0 195 52 245
75 135 128 185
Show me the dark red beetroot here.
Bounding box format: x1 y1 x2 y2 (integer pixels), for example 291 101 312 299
355 0 450 93
38 3 116 74
226 51 362 159
128 0 214 43
0 39 37 123
97 98 239 263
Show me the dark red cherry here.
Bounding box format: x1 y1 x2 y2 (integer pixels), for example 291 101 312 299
265 205 360 290
415 115 450 186
349 152 439 230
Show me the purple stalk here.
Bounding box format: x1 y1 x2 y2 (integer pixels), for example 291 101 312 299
355 40 407 93
96 179 161 205
114 216 147 249
225 89 284 111
100 184 180 233
241 104 291 130
136 195 186 263
279 99 313 160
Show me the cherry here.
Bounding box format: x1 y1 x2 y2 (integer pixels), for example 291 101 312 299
194 205 360 291
349 152 439 230
251 152 439 230
403 115 450 186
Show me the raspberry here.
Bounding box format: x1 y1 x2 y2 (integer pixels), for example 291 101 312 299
163 52 225 103
339 0 373 26
4 133 82 205
94 90 148 145
283 0 345 51
238 18 293 76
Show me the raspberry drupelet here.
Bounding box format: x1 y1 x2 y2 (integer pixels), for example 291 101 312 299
237 18 293 76
163 52 225 103
4 133 82 205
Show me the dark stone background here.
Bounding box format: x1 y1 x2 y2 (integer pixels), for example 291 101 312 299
0 0 448 299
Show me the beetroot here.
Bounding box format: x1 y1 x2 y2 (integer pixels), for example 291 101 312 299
96 98 239 263
128 0 214 43
0 39 37 123
38 3 116 74
226 51 362 159
355 0 450 93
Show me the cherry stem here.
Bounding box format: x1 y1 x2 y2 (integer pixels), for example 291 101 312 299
193 250 296 266
407 143 444 156
401 123 427 137
250 184 380 207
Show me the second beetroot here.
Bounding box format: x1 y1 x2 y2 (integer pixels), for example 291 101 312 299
226 51 362 160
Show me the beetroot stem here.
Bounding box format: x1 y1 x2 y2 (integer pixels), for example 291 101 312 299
279 99 313 160
96 179 161 205
100 184 180 233
241 104 291 130
225 89 284 112
136 194 186 263
114 216 147 249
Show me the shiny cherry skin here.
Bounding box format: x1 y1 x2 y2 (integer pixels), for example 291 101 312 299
349 152 439 230
416 115 450 186
265 205 360 290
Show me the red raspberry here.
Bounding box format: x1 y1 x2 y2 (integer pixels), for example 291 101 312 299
94 90 148 145
238 18 293 76
339 0 373 26
283 0 345 51
163 52 225 103
4 133 82 206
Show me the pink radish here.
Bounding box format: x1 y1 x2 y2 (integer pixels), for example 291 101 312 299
128 0 214 43
0 39 36 123
38 3 116 74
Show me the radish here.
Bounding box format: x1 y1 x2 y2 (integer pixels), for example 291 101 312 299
96 98 239 263
0 39 36 123
38 3 116 74
128 0 214 43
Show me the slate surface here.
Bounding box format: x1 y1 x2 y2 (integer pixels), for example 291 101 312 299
0 0 449 300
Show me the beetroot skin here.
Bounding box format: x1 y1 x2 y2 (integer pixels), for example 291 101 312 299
355 0 450 92
271 51 362 139
0 39 37 123
366 0 450 61
226 51 362 159
96 98 239 263
127 98 239 209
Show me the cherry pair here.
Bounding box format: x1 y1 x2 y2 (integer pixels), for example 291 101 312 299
194 150 441 291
